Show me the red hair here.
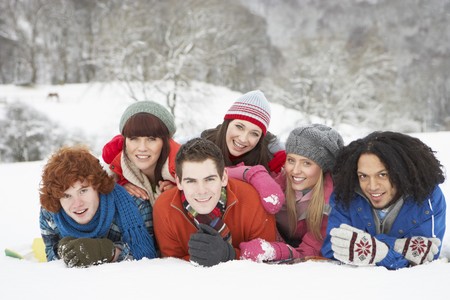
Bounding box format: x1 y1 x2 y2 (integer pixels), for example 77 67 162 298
39 146 115 212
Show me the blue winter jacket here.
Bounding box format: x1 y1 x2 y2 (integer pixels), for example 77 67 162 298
321 185 446 270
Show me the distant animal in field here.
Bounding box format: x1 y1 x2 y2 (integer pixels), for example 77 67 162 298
46 92 60 102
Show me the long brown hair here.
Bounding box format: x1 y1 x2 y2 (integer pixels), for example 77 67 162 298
285 171 325 240
121 112 171 184
201 120 277 171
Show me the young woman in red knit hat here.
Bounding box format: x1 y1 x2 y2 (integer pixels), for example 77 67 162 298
201 90 286 173
201 90 287 214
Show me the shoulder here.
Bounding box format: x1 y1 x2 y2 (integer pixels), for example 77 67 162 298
227 178 260 203
40 206 55 219
154 187 180 211
266 132 285 153
201 125 220 140
169 138 181 151
424 185 446 210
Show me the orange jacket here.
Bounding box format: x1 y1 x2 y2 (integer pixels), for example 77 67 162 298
153 178 277 261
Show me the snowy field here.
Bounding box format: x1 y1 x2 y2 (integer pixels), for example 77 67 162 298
0 83 449 300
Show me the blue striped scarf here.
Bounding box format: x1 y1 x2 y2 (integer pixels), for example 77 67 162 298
54 184 156 260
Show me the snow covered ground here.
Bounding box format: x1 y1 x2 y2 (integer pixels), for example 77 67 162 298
0 82 449 299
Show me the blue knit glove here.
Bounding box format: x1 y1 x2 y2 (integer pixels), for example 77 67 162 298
330 224 388 266
188 224 235 267
394 236 441 265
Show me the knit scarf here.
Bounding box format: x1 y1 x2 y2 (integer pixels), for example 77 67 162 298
121 154 157 206
54 184 156 260
182 187 232 244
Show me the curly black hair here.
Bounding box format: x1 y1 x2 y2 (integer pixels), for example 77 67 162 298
333 131 445 207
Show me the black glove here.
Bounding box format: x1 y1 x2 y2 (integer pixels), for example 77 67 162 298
57 237 115 268
56 236 76 259
188 223 235 267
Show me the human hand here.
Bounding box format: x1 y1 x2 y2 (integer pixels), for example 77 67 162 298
330 224 388 266
188 224 235 267
124 182 149 200
57 236 76 259
240 238 297 262
57 238 115 268
244 165 285 214
394 236 441 265
158 180 175 192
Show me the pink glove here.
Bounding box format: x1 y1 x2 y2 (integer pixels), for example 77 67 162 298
102 135 124 164
240 238 298 263
244 165 285 214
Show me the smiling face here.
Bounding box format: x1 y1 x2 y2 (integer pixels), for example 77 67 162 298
284 153 322 191
357 153 398 209
176 159 228 215
59 180 100 224
225 119 262 157
125 136 163 177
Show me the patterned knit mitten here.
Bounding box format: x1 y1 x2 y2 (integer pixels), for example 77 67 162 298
394 236 440 265
330 224 388 266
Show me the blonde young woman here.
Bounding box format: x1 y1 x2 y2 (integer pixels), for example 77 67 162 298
239 124 344 262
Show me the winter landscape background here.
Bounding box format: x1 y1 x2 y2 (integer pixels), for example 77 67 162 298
1 0 449 299
0 82 449 299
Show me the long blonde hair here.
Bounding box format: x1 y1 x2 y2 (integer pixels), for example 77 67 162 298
286 171 325 240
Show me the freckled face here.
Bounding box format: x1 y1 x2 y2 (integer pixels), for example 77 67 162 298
284 153 322 191
59 181 99 225
176 159 228 215
357 153 397 209
225 120 262 157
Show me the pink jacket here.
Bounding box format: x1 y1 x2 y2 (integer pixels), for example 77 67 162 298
273 171 334 258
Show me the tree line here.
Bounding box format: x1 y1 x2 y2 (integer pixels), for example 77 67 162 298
0 0 449 132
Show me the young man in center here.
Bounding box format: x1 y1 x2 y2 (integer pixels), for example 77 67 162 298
153 138 277 267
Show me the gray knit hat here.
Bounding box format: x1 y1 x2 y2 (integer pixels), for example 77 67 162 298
285 124 344 172
119 101 176 137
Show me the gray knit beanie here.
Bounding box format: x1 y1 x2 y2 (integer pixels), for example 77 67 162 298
285 124 344 172
119 101 176 137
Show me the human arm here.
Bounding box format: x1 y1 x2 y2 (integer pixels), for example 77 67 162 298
158 180 176 192
231 181 278 259
240 238 300 262
102 134 124 164
152 191 192 261
123 182 149 200
294 215 329 258
39 207 62 262
377 186 446 266
393 236 440 265
57 237 116 268
321 194 408 269
268 150 286 174
188 224 235 267
226 164 285 214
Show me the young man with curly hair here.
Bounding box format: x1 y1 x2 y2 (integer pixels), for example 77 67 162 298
322 131 446 269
